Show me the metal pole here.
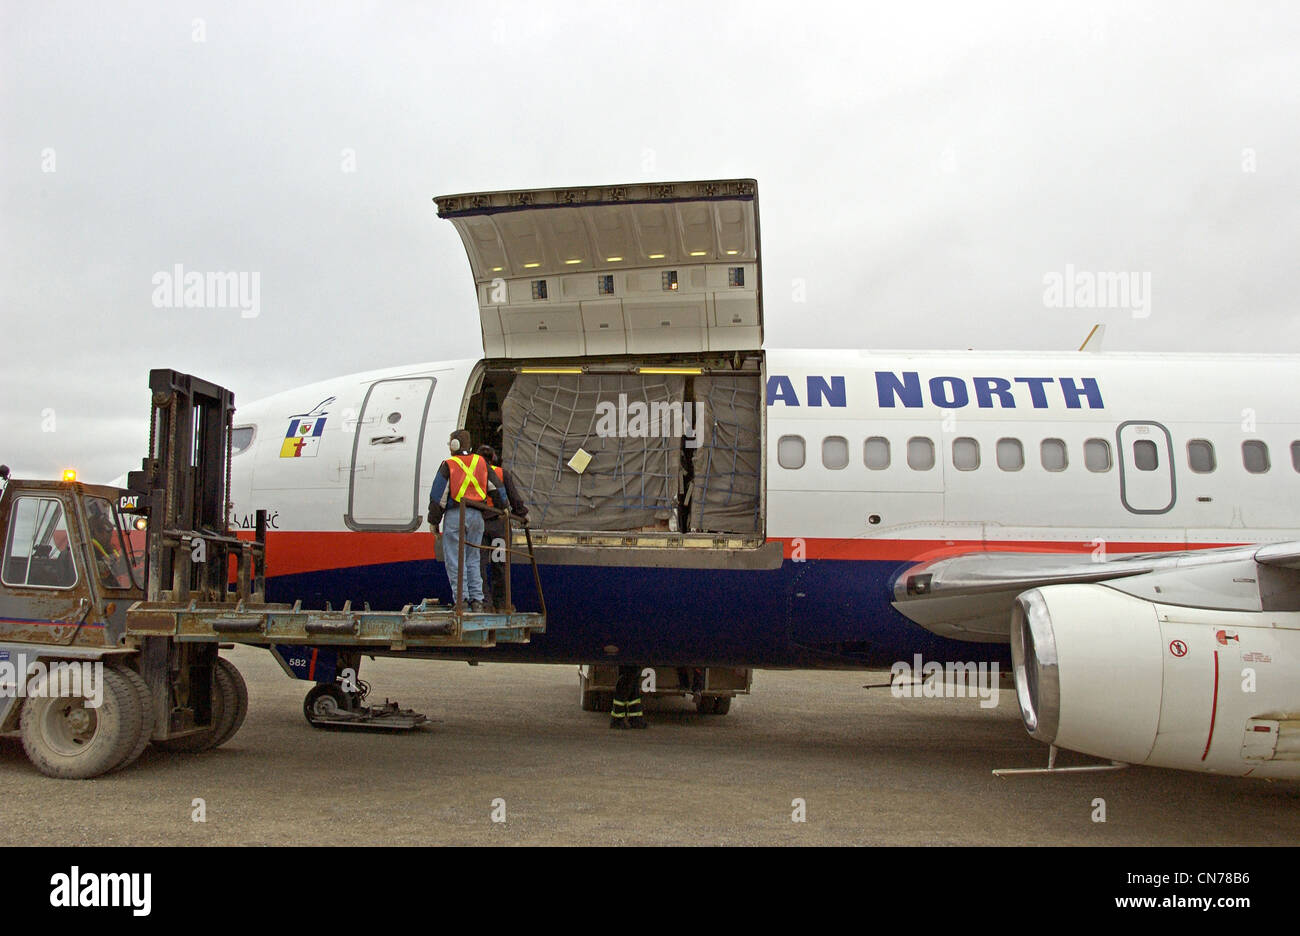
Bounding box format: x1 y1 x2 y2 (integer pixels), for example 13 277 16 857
502 509 512 612
456 498 466 615
523 521 545 619
253 508 267 602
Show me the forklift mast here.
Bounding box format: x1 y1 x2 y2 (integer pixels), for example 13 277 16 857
127 369 265 605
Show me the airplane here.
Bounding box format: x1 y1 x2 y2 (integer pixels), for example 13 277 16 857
225 178 1300 780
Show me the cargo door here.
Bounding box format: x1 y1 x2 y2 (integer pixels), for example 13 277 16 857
435 179 762 358
345 377 436 531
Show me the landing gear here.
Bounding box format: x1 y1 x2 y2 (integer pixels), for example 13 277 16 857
579 665 747 717
579 669 612 712
303 682 354 723
695 694 731 716
302 676 426 730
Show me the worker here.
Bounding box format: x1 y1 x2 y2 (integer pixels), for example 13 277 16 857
427 430 506 612
474 444 528 612
86 500 129 588
611 664 648 729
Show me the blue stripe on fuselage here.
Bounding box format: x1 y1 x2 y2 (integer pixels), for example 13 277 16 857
264 558 1007 669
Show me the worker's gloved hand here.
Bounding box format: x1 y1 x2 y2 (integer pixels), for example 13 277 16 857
512 505 529 520
427 503 444 528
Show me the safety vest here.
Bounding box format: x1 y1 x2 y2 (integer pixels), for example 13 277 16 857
490 465 504 483
445 454 489 505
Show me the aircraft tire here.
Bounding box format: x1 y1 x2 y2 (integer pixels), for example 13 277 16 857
303 682 352 727
696 694 731 715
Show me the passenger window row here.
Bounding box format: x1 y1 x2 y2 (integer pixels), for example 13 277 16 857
775 435 1300 475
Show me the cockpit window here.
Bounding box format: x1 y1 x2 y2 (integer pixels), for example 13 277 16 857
231 426 255 455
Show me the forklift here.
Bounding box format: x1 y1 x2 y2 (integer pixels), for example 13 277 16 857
0 370 545 778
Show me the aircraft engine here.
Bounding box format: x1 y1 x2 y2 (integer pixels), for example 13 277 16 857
1011 583 1300 778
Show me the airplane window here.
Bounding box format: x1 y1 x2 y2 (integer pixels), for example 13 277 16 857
777 435 806 470
1243 440 1270 474
952 437 979 471
996 438 1024 471
864 437 890 470
231 426 255 455
1040 438 1067 472
1292 442 1300 473
907 437 935 471
1187 439 1216 473
822 436 849 470
1133 439 1159 471
1084 438 1112 472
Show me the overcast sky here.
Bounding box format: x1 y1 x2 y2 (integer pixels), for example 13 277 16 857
3 1 1298 482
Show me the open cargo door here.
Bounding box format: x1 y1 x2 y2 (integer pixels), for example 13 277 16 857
435 179 762 358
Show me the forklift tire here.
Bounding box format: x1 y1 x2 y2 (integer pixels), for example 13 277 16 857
109 664 156 772
303 682 352 727
20 665 142 779
153 660 238 754
696 695 731 716
211 657 248 748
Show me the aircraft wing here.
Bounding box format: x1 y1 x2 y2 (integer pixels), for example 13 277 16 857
891 542 1300 643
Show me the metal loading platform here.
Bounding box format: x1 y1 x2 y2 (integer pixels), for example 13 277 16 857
125 599 544 650
124 368 547 731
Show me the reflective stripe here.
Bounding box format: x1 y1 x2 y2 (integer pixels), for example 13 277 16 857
447 454 488 502
609 710 626 718
611 699 628 708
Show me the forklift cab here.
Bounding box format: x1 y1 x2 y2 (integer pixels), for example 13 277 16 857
0 475 146 650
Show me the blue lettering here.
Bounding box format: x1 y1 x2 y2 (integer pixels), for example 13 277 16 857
972 377 1014 408
807 375 846 407
1013 377 1054 409
766 375 799 406
1059 376 1104 409
929 376 968 408
875 371 923 408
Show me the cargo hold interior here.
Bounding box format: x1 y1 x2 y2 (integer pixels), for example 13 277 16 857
461 353 765 542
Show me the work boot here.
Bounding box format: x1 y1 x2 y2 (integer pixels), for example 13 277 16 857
627 715 648 729
469 599 484 613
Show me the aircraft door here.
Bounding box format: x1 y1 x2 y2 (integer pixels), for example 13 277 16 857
1116 420 1175 514
345 377 436 531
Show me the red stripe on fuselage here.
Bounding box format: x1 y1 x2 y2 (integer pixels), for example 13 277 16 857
235 531 1244 579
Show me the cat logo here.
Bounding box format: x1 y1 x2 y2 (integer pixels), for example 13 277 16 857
119 495 139 510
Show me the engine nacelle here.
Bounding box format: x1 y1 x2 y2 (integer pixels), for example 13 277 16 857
1011 584 1300 778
